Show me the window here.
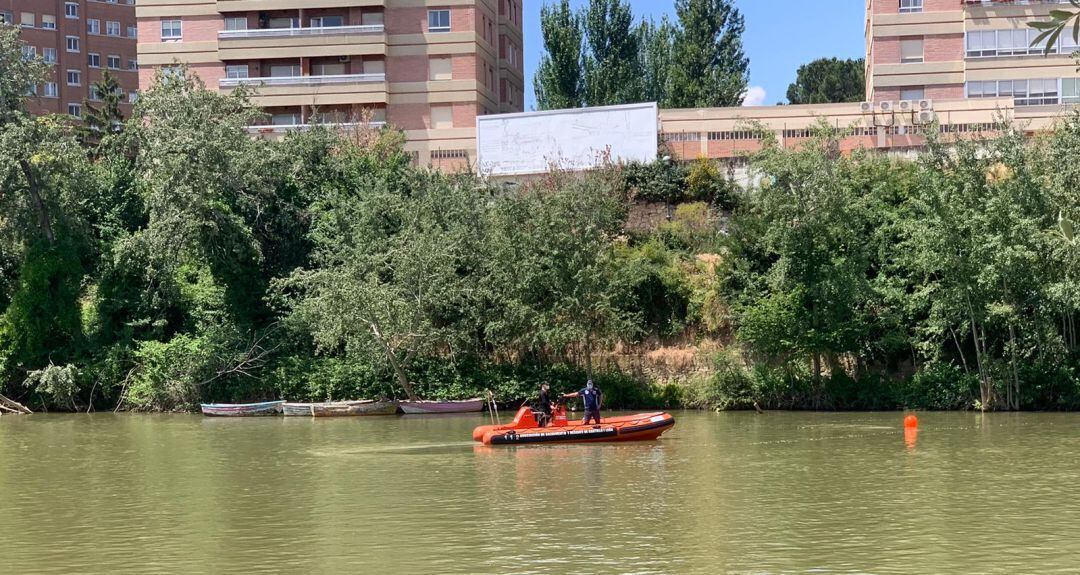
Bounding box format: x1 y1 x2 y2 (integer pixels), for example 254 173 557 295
107 55 120 69
65 3 78 19
271 113 301 126
127 25 137 38
0 11 12 24
224 17 247 31
267 17 297 29
43 47 57 64
311 16 344 27
430 105 453 129
225 64 249 79
128 58 138 71
967 79 1062 106
128 92 138 103
21 45 36 60
106 21 120 36
161 19 182 40
900 38 923 63
269 64 301 77
21 12 35 27
87 19 100 35
900 87 925 101
428 9 451 32
67 69 81 86
66 36 80 52
361 11 383 26
24 84 37 97
42 15 56 30
68 103 81 118
899 0 923 13
44 82 58 98
88 53 100 68
312 62 345 76
89 85 101 102
1062 78 1080 104
363 58 384 75
1020 78 1058 106
966 30 997 57
429 56 452 81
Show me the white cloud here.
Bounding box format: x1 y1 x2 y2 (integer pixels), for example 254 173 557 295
742 86 767 107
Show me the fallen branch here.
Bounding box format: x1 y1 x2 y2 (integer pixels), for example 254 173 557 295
0 393 32 414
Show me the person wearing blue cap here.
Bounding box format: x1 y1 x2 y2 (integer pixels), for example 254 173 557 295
563 379 603 425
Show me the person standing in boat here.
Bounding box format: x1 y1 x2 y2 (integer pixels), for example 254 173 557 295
536 383 555 427
563 379 603 425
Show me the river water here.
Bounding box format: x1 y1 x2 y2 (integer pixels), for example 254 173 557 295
2 411 1080 574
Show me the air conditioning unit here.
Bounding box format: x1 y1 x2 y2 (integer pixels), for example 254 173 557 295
918 98 934 111
859 101 875 114
916 110 936 124
879 101 895 113
898 100 914 113
339 55 351 63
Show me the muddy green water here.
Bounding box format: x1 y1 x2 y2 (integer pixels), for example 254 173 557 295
2 411 1080 574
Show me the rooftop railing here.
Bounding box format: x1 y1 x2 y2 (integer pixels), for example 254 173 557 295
219 25 384 40
220 73 386 88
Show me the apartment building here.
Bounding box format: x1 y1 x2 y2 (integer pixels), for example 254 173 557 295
866 0 1080 105
2 0 139 118
135 0 525 169
649 0 1080 166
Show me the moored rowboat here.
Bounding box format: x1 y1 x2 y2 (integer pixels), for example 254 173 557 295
399 398 484 414
472 405 675 445
283 400 400 417
200 401 284 417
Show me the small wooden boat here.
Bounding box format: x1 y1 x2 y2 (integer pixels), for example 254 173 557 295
283 400 400 417
200 401 284 417
472 405 675 445
399 398 484 414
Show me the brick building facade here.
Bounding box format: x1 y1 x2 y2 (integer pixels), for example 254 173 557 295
2 0 138 118
135 0 525 169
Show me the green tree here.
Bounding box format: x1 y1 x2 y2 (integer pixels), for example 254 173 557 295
284 173 488 401
668 0 749 108
484 171 637 379
785 57 866 105
637 17 677 106
81 70 125 146
728 127 880 398
534 0 585 110
582 0 643 106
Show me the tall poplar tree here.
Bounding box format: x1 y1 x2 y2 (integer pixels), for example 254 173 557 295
637 16 677 106
668 0 749 108
582 0 642 106
534 0 585 110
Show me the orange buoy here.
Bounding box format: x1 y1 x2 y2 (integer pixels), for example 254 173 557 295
904 414 918 429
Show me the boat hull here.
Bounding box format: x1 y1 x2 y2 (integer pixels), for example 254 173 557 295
200 401 284 417
475 409 675 445
283 400 400 417
399 399 484 414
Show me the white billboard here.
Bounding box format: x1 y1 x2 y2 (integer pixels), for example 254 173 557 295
477 102 659 176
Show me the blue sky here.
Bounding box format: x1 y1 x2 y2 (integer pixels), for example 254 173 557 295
523 0 866 109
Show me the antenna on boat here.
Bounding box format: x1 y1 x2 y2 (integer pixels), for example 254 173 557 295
486 390 501 426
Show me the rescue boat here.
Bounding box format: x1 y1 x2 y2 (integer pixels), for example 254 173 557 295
472 404 675 446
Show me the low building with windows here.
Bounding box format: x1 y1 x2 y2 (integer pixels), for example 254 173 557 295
135 0 525 170
1 0 139 119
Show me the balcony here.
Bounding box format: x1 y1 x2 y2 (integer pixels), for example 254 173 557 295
245 121 387 134
220 73 385 88
219 25 383 40
219 74 388 108
217 25 386 60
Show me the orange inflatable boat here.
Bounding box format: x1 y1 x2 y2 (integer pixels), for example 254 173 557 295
472 404 675 445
